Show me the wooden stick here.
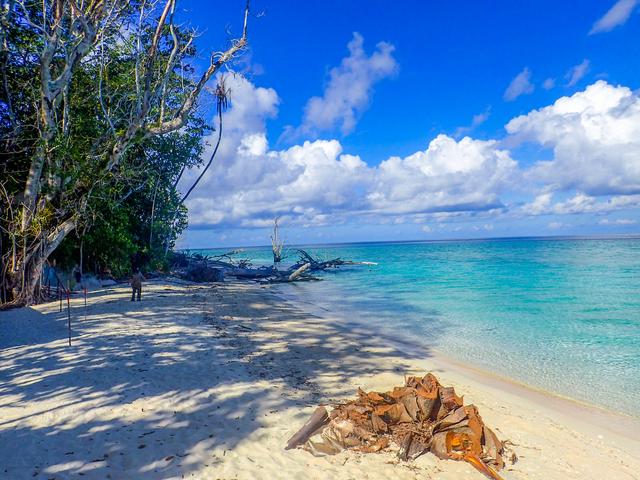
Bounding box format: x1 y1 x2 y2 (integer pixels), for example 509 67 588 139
285 406 329 450
66 281 71 346
288 262 310 282
84 287 87 321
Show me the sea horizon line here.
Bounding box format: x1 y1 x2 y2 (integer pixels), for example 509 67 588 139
181 232 640 252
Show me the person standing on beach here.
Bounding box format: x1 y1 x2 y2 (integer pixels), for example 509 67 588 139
131 269 144 301
72 264 82 288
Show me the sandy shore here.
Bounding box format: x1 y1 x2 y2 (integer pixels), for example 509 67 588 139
1 278 639 479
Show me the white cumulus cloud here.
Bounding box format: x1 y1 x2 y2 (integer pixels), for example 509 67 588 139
182 76 640 233
185 136 371 228
182 77 515 228
507 80 640 196
368 135 516 215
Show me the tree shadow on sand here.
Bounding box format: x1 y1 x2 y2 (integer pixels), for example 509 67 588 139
0 279 447 479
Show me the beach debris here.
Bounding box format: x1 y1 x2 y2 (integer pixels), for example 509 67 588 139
292 249 378 272
286 373 506 480
287 263 311 282
185 263 224 283
285 406 329 450
172 249 375 284
271 217 285 264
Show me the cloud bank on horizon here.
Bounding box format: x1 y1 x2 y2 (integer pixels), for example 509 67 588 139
178 17 640 245
180 74 640 228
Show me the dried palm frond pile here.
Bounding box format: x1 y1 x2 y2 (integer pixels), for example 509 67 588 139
286 373 507 480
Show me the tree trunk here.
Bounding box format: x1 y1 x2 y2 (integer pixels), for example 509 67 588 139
79 237 84 276
149 175 160 248
9 217 76 306
21 145 46 231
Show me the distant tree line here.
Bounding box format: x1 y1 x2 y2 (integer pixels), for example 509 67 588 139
0 0 249 305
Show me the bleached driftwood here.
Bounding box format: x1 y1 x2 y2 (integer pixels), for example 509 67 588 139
173 248 374 284
271 217 285 264
287 263 310 282
293 249 378 272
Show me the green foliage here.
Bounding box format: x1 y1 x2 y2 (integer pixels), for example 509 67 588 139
53 118 208 277
1 1 223 289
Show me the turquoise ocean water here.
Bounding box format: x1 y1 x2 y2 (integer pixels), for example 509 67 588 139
194 237 640 416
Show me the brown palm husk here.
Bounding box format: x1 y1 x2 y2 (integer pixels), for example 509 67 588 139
286 373 506 480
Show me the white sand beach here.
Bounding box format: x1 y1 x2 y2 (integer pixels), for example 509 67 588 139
1 278 639 479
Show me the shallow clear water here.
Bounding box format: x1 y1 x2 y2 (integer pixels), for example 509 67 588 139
194 237 640 416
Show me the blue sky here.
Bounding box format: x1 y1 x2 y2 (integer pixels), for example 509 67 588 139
175 0 640 248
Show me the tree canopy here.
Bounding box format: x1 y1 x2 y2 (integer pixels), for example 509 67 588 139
0 0 249 305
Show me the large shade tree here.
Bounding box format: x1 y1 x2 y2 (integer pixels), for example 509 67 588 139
0 0 250 305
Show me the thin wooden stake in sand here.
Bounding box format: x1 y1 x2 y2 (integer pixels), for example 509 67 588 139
66 281 71 346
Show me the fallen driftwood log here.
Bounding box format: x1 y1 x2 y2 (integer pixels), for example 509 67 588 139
227 249 372 283
287 262 311 282
293 249 377 272
185 264 224 282
172 250 256 282
172 249 374 284
231 266 276 279
286 373 507 480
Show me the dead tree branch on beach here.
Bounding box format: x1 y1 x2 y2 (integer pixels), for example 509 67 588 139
171 248 375 284
271 217 284 264
293 249 377 271
287 262 310 282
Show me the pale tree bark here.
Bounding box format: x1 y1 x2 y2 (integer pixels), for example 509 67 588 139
14 216 77 303
11 0 117 304
22 0 106 232
149 174 161 248
271 217 284 264
105 2 249 172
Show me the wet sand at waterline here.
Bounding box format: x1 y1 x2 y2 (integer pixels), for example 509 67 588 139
1 278 639 479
